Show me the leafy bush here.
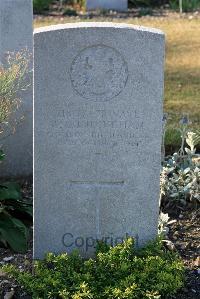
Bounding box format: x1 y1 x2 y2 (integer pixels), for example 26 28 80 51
161 116 200 206
0 179 32 253
33 0 53 14
63 7 78 15
3 238 184 299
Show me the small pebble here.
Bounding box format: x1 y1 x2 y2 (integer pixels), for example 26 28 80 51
168 219 177 225
3 257 14 262
4 290 14 299
180 244 187 250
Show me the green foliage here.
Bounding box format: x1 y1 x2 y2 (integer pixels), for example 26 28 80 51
33 0 53 14
129 0 166 7
138 7 153 16
161 154 200 204
63 7 78 15
164 128 182 152
0 149 5 161
161 116 200 205
169 0 200 12
3 238 184 299
0 182 32 252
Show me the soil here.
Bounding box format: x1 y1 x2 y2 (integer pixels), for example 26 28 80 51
0 178 199 298
167 208 200 299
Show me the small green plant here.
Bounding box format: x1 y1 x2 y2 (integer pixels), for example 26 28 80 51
0 149 5 161
161 116 200 206
0 177 32 252
3 238 184 299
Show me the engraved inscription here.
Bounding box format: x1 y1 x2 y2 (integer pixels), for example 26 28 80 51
70 45 128 101
46 102 156 151
47 105 153 151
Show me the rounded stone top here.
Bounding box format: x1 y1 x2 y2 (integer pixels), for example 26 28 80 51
34 22 164 36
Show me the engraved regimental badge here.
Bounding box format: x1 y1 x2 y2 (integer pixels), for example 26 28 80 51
70 45 128 101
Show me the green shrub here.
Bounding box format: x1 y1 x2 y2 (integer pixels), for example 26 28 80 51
129 0 166 7
63 7 78 16
33 0 53 14
164 127 182 152
161 116 200 205
0 179 32 252
3 238 185 299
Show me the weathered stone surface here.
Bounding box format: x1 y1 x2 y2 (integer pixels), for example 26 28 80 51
0 0 33 177
34 23 165 258
86 0 127 11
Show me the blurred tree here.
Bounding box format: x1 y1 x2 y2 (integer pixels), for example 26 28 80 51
129 0 168 7
33 0 53 14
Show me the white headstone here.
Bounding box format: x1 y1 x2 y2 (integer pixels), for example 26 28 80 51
34 23 165 258
86 0 127 11
0 0 33 177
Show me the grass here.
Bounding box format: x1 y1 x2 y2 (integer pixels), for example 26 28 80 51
34 16 200 150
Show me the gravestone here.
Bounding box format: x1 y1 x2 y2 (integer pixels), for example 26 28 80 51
34 23 165 259
0 0 33 177
86 0 127 11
